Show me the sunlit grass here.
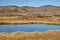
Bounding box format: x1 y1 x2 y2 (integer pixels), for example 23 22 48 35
0 31 60 40
0 16 60 25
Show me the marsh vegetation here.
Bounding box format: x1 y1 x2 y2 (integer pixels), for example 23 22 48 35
0 31 60 40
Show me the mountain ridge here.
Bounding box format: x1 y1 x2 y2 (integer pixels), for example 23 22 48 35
0 5 60 17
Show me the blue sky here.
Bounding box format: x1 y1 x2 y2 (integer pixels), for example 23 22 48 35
0 0 60 7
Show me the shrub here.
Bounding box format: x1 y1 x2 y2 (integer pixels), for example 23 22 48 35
0 10 5 13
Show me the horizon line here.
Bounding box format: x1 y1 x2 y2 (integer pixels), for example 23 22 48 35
0 5 60 7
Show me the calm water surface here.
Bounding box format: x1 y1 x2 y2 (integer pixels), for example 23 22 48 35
0 24 60 33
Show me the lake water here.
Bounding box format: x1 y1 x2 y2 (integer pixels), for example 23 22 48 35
0 24 60 33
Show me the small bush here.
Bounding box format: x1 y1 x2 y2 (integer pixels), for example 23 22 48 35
0 10 5 13
0 22 10 25
11 9 19 12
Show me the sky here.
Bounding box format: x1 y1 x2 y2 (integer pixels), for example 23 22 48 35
0 0 60 7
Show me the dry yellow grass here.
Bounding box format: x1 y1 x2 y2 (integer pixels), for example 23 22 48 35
0 16 60 25
0 31 60 40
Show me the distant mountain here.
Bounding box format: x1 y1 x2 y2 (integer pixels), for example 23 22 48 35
0 5 60 17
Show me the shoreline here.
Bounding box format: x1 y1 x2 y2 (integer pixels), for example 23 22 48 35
0 30 60 33
0 22 60 25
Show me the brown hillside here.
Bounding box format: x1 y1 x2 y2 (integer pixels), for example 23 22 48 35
0 5 60 20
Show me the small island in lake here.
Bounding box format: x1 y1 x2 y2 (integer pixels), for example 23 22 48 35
0 5 60 25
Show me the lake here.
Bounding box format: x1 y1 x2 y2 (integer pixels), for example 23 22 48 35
0 24 60 33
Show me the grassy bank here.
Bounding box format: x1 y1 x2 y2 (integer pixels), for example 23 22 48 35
0 16 60 25
0 22 60 25
0 31 60 40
